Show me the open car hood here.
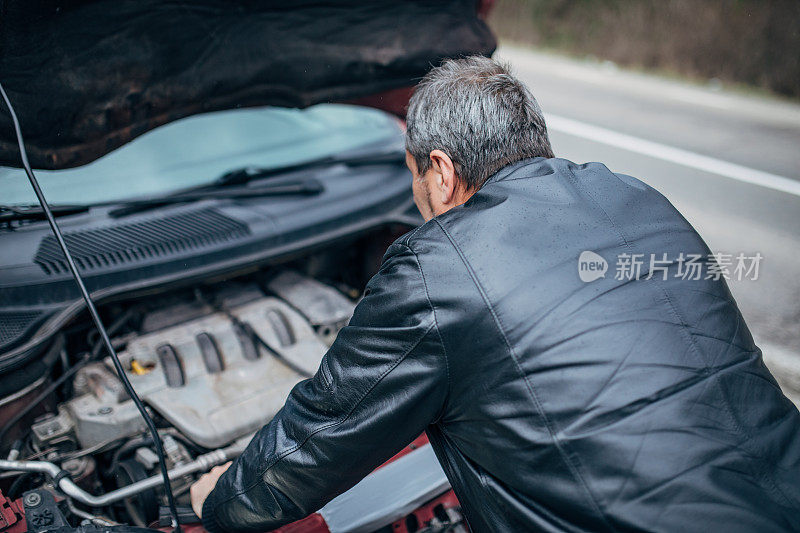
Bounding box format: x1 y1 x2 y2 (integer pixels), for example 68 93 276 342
0 0 495 170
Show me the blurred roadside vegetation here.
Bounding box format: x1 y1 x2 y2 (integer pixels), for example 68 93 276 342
487 0 800 99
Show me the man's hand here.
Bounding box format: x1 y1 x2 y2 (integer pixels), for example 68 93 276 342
190 461 232 519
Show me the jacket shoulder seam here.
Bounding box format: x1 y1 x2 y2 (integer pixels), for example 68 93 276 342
398 223 427 247
400 240 452 421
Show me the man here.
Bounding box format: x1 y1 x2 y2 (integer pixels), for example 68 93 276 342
191 57 800 532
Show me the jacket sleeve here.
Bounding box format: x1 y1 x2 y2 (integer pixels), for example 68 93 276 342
201 242 448 533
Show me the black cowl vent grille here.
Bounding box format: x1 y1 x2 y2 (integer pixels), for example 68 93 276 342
0 311 42 348
34 208 251 275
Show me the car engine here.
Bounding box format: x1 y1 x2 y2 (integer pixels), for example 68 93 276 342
38 272 353 452
0 266 359 528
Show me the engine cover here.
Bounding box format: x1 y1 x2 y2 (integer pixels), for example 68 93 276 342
117 296 328 448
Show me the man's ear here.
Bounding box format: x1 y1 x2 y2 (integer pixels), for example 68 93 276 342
429 150 457 205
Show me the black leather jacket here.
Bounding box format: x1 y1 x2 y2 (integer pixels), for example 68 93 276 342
202 157 800 532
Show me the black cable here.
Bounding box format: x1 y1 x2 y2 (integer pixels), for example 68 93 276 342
0 81 182 533
8 472 37 499
195 290 313 378
250 328 313 378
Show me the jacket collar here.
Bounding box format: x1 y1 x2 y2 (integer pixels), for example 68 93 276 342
480 157 549 189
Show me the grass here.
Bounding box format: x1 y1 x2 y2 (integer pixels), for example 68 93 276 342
487 0 800 100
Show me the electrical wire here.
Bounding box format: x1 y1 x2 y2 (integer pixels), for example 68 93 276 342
195 290 313 378
8 472 37 499
0 81 182 533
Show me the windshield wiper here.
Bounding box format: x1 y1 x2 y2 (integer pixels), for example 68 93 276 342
1 150 401 222
0 204 89 222
108 178 323 218
214 149 406 187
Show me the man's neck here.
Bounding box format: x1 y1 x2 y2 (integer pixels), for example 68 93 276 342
433 187 477 217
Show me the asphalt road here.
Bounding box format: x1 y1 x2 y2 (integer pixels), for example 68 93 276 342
496 45 800 404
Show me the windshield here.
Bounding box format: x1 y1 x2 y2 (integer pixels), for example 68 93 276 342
1 104 403 206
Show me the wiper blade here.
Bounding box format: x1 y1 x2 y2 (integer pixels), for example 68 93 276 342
215 150 406 187
108 178 323 218
0 203 89 222
1 150 397 222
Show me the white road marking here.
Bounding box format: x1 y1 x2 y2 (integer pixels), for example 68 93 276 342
546 114 800 197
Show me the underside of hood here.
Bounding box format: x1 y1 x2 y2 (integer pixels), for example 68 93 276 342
0 0 495 170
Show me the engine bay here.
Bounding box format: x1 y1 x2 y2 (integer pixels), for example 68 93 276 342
51 273 354 452
0 232 408 531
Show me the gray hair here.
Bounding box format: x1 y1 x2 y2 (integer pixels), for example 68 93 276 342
405 56 554 190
